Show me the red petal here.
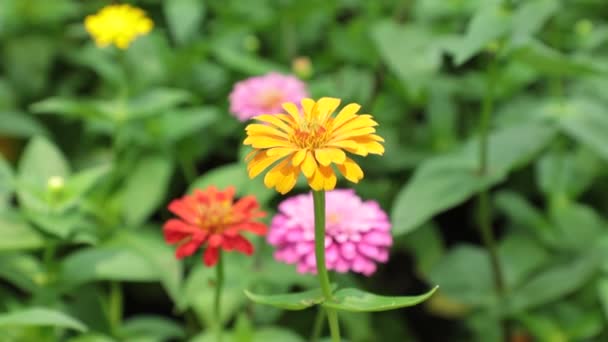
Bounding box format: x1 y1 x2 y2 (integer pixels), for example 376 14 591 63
175 238 203 259
208 234 223 247
203 247 219 266
163 219 198 243
230 222 268 236
231 235 254 255
168 197 199 224
233 196 260 214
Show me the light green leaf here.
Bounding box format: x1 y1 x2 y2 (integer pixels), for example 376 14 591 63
0 156 14 207
159 107 219 144
119 316 185 341
17 136 70 212
0 253 45 292
597 276 608 322
0 307 87 332
60 247 160 287
510 0 558 40
558 100 608 162
164 0 204 45
0 212 44 251
322 287 437 312
127 88 192 120
371 21 442 93
391 122 556 235
511 40 605 76
245 287 327 310
452 4 512 65
189 162 275 206
0 111 48 137
212 47 287 75
121 155 173 227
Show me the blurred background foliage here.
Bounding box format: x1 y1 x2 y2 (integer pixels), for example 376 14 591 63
1 0 608 341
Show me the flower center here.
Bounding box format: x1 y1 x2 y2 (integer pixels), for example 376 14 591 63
257 89 285 110
290 120 331 149
197 200 235 233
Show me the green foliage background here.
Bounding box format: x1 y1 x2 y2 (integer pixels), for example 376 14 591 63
1 0 608 341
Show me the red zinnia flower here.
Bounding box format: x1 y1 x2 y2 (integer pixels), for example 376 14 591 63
163 186 267 266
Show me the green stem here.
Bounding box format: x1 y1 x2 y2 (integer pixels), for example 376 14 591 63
214 252 224 342
310 308 326 342
109 281 123 336
478 59 507 340
312 191 341 342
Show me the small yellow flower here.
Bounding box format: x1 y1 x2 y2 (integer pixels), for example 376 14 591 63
243 97 385 194
84 4 153 49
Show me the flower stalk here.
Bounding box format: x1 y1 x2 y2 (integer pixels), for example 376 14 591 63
214 252 224 342
477 58 507 340
312 190 341 342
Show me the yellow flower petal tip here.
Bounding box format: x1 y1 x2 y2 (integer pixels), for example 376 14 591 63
84 4 153 49
243 97 385 194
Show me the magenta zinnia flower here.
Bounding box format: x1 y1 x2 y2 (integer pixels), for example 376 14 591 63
228 72 309 121
268 189 392 276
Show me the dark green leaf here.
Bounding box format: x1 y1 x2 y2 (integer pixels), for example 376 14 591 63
322 287 437 312
119 316 185 341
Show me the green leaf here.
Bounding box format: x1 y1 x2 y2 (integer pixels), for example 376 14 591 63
0 156 14 208
0 253 45 292
452 4 512 65
507 250 601 312
428 245 493 307
511 40 605 76
510 0 558 40
391 122 556 235
558 99 608 162
119 316 185 341
189 162 275 206
550 203 606 252
371 21 442 94
0 212 44 251
597 276 608 322
322 287 437 312
212 47 287 75
400 222 445 277
0 111 48 137
126 88 192 120
17 136 70 212
164 0 205 45
244 287 327 310
121 155 173 227
60 247 160 287
0 307 87 332
157 107 219 144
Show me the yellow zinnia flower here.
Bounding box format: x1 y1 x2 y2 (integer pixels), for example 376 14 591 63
243 97 385 194
84 4 153 49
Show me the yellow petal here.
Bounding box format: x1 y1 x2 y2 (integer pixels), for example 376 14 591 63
292 149 307 166
243 135 291 149
314 148 346 166
325 140 360 154
331 117 378 137
266 147 296 158
331 103 361 130
275 165 299 194
329 127 376 142
301 151 317 178
245 123 289 138
316 97 341 122
281 103 301 124
264 159 290 188
307 168 325 191
255 114 294 132
244 149 257 162
247 151 285 178
337 157 364 183
318 165 337 191
302 98 316 121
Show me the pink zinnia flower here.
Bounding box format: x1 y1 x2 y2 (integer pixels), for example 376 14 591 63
228 72 309 121
268 189 392 276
